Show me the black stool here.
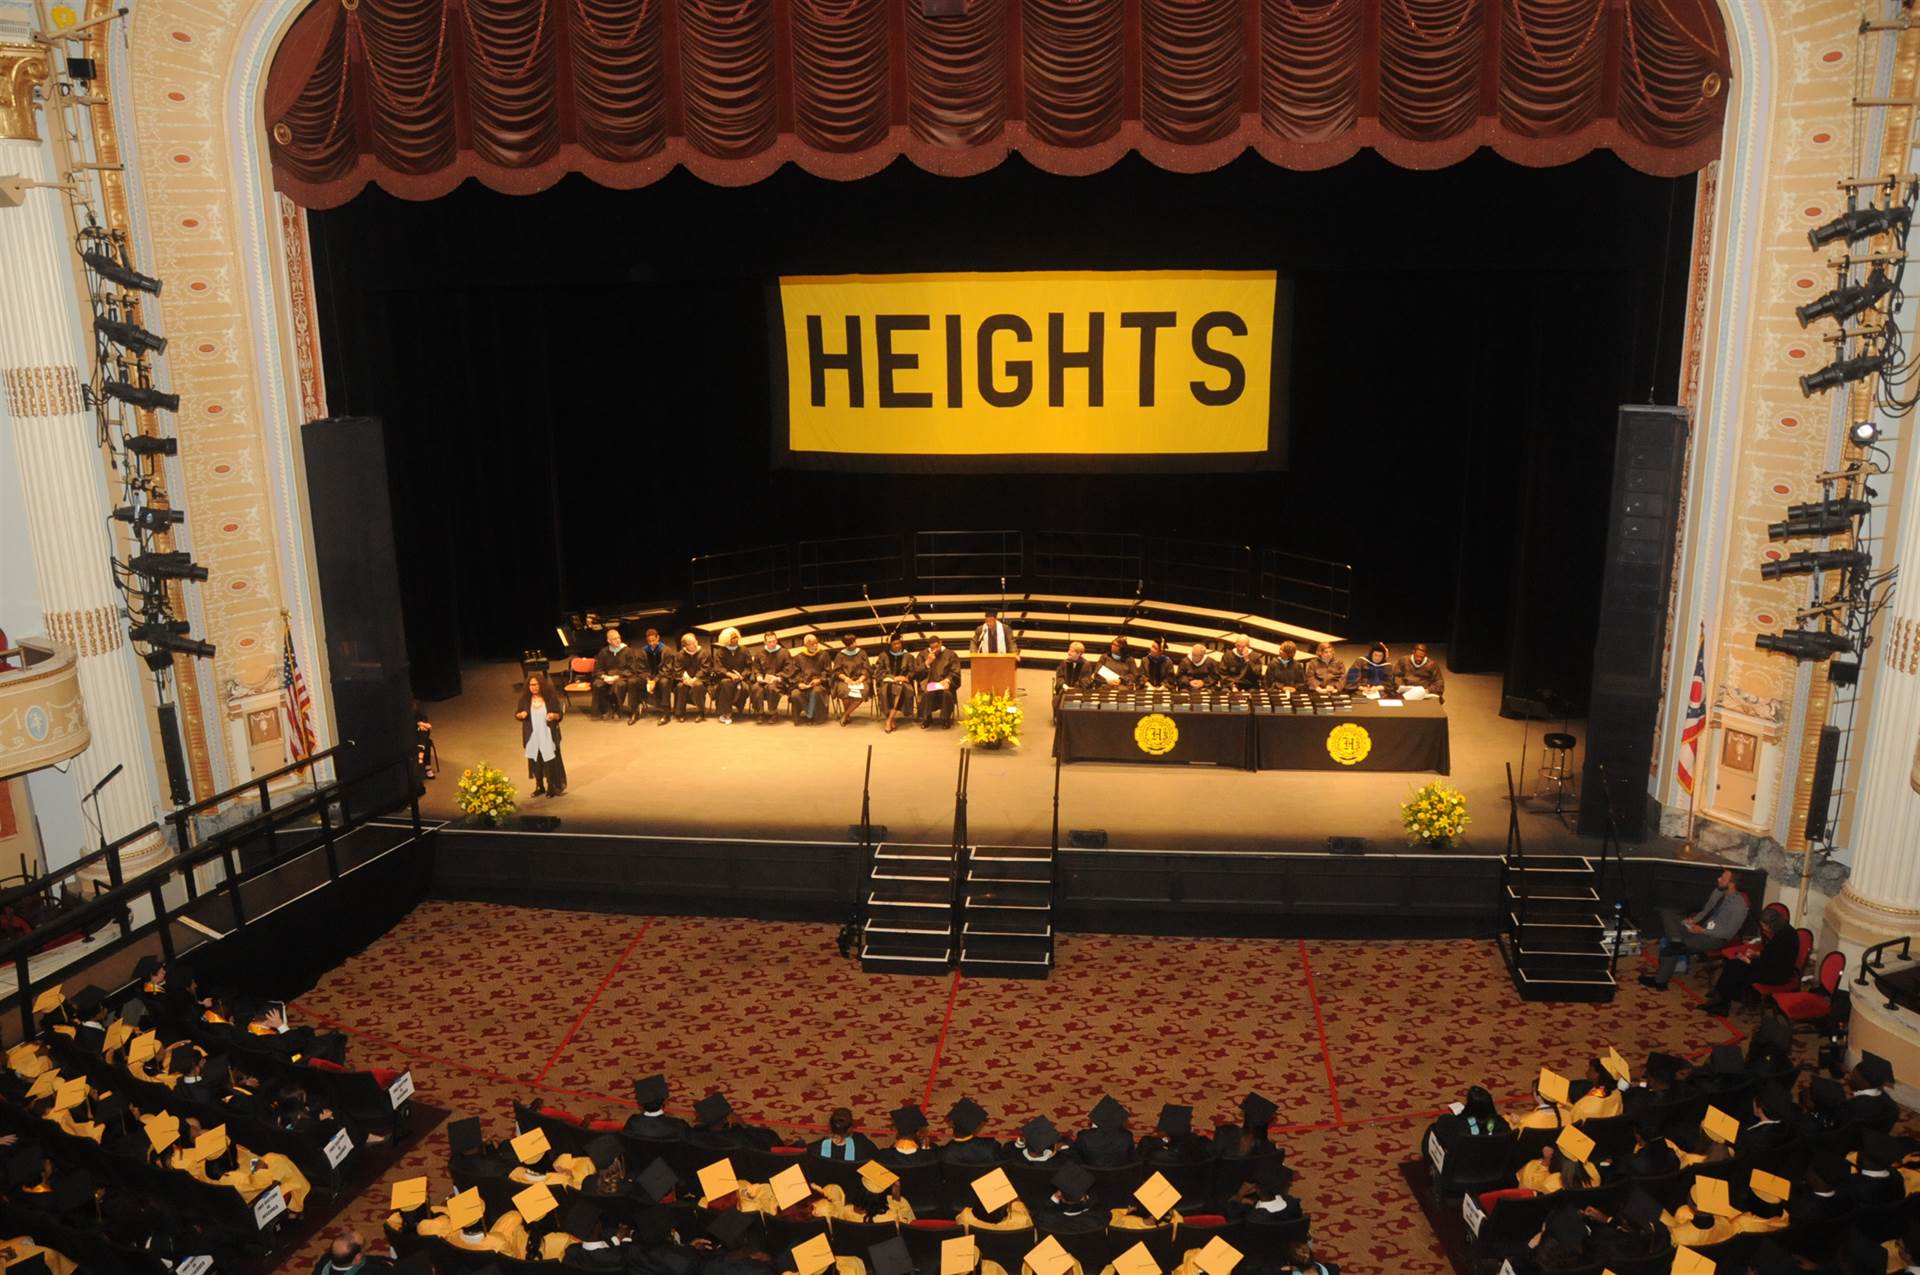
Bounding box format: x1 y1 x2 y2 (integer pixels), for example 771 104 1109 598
1540 731 1578 823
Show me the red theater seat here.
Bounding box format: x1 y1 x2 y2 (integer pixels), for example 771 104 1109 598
1770 951 1845 1023
1751 928 1815 998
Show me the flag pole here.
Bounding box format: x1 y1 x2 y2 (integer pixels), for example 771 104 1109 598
1684 622 1704 853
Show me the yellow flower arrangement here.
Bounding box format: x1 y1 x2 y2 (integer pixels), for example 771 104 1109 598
960 691 1022 748
1400 780 1469 847
455 761 518 827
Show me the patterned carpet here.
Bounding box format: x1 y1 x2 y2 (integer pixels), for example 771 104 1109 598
278 899 1753 1274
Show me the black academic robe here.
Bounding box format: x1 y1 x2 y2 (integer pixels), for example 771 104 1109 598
706 645 752 716
1074 1126 1134 1167
1624 1140 1679 1178
1231 1198 1305 1227
593 643 636 714
669 646 708 717
1034 1203 1106 1236
1096 653 1137 688
1141 652 1177 688
1218 651 1262 689
787 647 834 719
1267 659 1305 690
919 649 962 721
1139 1133 1211 1165
624 1112 691 1140
1734 1118 1798 1158
938 1136 1000 1166
1787 1186 1849 1230
1842 1090 1900 1132
632 643 673 710
1841 1170 1905 1208
813 1132 878 1162
831 647 870 694
1176 655 1216 687
749 645 788 714
1054 657 1096 692
875 648 918 713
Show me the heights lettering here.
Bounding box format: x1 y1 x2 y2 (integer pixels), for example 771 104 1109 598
802 311 1250 410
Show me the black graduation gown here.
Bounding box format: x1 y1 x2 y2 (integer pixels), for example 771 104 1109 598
1034 1203 1106 1236
1096 653 1137 689
632 643 673 711
624 1112 691 1140
1074 1127 1134 1167
875 648 918 714
1139 1133 1211 1165
1267 659 1305 689
1841 1091 1899 1132
1141 652 1177 688
707 645 752 716
786 647 834 719
749 644 788 713
1054 657 1096 693
1841 1170 1905 1208
517 690 567 789
831 647 871 700
1218 651 1262 689
593 643 637 715
938 1137 1001 1167
1176 656 1216 687
668 646 708 717
919 648 962 720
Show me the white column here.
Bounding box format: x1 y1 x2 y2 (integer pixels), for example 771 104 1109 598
0 46 164 869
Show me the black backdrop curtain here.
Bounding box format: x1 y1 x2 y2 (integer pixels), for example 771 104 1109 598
307 150 1690 706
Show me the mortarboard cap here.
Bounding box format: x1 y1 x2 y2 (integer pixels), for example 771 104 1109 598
126 1031 159 1067
1555 1125 1595 1164
1623 1188 1662 1228
30 986 63 1015
50 1168 94 1212
1134 1172 1179 1220
868 1236 914 1275
25 1070 59 1100
509 1127 551 1165
131 956 162 980
694 1092 732 1126
1239 1093 1276 1127
789 1234 835 1275
972 1167 1017 1214
1755 1018 1793 1055
1858 1051 1895 1088
68 985 106 1018
447 1116 483 1154
1860 1128 1905 1169
707 1208 756 1249
1701 1106 1741 1144
1051 1161 1094 1199
942 1236 980 1275
1090 1095 1129 1129
948 1097 987 1136
637 1156 678 1202
559 1198 600 1241
142 1112 180 1154
1020 1115 1059 1149
1111 1243 1159 1275
1749 1169 1792 1206
194 1124 229 1161
1537 1068 1572 1105
635 1205 675 1248
1809 1076 1846 1110
513 1182 558 1224
633 1074 668 1109
1757 1082 1794 1120
1545 1207 1587 1249
1154 1104 1192 1137
52 1077 88 1113
769 1163 811 1211
696 1158 740 1201
585 1134 621 1173
1023 1237 1075 1275
92 1091 129 1125
166 1044 199 1075
102 1022 133 1055
1601 1047 1631 1083
1690 1174 1731 1218
391 1177 429 1212
1191 1237 1241 1275
890 1104 927 1135
858 1160 899 1194
445 1186 486 1230
1645 1052 1686 1083
1709 1044 1744 1076
1255 1158 1293 1196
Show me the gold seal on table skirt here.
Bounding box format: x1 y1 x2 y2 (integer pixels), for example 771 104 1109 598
1133 713 1179 756
1326 722 1371 765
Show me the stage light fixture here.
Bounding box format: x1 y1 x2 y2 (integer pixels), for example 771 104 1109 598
1850 420 1882 446
120 434 177 458
101 378 179 413
94 312 167 355
1808 203 1914 250
1767 498 1872 540
1759 548 1872 579
111 504 183 532
127 551 208 583
1796 267 1895 327
128 624 214 659
1755 629 1854 659
1800 351 1893 396
78 248 161 294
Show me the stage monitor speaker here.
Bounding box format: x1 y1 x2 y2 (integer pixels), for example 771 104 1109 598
1326 836 1367 855
1577 404 1689 839
1805 725 1841 843
1068 828 1108 848
302 416 415 811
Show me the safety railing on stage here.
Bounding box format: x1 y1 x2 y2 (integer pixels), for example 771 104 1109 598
0 744 422 1039
690 545 794 619
1031 531 1143 595
915 530 1024 594
1260 548 1353 635
1146 537 1252 615
798 534 910 603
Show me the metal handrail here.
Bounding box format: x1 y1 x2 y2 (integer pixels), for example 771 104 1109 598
1856 934 1912 986
0 820 160 914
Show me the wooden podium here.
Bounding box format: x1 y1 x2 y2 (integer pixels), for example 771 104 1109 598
968 652 1019 698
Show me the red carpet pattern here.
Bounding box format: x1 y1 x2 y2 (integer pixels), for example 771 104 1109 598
280 900 1759 1275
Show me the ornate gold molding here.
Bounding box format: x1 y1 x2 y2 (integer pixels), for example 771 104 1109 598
1 366 85 418
0 639 89 779
0 45 48 144
45 605 122 659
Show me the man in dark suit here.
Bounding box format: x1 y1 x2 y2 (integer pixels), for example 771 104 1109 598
1074 1096 1134 1167
623 1075 689 1140
939 1098 998 1166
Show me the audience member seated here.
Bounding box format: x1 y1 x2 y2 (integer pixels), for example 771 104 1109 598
1702 908 1798 1016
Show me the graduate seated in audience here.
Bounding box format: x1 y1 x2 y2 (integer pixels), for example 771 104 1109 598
417 1183 530 1257
877 1104 932 1166
691 1209 770 1275
1734 1082 1802 1157
1561 1057 1626 1121
1075 1095 1134 1167
941 1098 998 1165
1010 1113 1067 1163
955 1166 1032 1231
1140 1104 1209 1164
1514 1078 1562 1131
1844 1051 1899 1131
1580 1188 1669 1265
1845 1129 1909 1207
1216 1092 1278 1157
1518 1145 1593 1194
1230 1159 1302 1223
625 1074 691 1140
691 1091 782 1152
1035 1162 1105 1235
815 1107 876 1162
1525 1206 1591 1271
1280 1240 1339 1275
311 1230 392 1275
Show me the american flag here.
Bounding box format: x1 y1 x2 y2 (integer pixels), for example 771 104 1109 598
1676 628 1707 795
282 615 316 760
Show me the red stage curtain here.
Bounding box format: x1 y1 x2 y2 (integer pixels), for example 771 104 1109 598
267 0 1728 208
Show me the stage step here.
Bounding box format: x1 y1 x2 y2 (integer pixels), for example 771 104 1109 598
870 876 955 905
964 917 1052 938
1501 856 1616 1004
862 843 959 976
966 881 1053 910
960 846 1055 980
860 941 952 976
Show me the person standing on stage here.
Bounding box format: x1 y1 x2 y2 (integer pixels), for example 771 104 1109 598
832 633 871 726
630 628 671 724
1267 641 1304 691
1393 642 1446 699
707 627 750 726
876 633 917 733
1178 642 1216 690
1141 638 1176 689
919 634 961 727
591 628 634 720
789 633 833 724
972 608 1016 655
668 632 708 723
1219 635 1263 690
515 671 566 798
1097 637 1137 689
1306 642 1346 693
749 631 787 723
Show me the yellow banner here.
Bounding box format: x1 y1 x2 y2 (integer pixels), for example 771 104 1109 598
773 270 1282 466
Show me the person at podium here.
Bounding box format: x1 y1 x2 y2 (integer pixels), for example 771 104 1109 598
918 635 961 727
1096 636 1137 688
971 608 1016 655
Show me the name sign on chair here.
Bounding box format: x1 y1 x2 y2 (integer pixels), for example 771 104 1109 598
387 1070 415 1108
1461 1193 1486 1237
252 1185 287 1229
1426 1130 1446 1175
323 1126 354 1168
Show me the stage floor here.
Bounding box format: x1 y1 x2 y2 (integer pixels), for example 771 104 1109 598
418 653 1658 856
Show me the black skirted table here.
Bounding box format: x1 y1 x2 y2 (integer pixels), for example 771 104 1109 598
1053 690 1449 774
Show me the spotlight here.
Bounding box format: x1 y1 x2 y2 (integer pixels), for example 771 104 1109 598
78 248 161 295
1759 548 1872 579
1796 267 1895 327
1849 420 1882 446
111 504 184 532
94 313 167 356
1767 498 1872 540
100 379 179 413
127 551 208 583
121 434 177 458
1800 352 1892 396
127 624 214 659
1755 629 1854 660
1808 204 1914 250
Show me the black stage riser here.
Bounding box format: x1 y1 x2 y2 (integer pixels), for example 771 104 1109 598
430 829 1730 941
